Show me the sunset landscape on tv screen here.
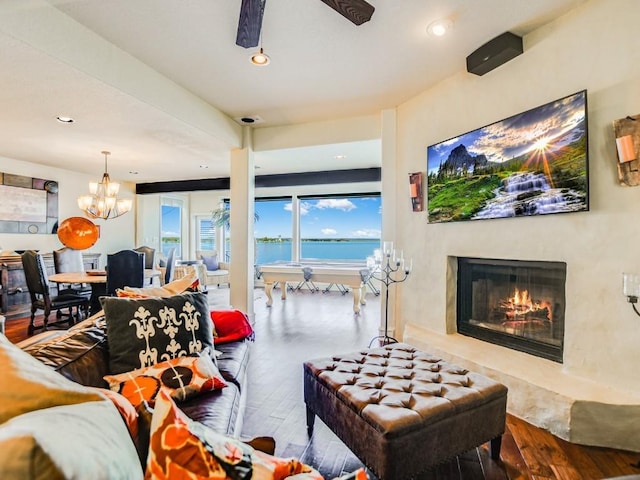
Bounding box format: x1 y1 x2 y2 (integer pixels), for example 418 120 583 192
427 90 588 223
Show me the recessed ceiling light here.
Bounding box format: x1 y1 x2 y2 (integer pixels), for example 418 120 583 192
334 154 347 160
234 115 264 125
250 48 270 66
56 116 74 123
427 19 452 37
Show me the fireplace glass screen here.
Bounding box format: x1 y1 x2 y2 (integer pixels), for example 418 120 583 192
457 257 566 362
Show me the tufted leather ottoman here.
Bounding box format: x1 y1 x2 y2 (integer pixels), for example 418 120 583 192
303 343 508 480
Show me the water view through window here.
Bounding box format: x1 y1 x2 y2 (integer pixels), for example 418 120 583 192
161 201 182 258
197 216 215 251
252 195 381 265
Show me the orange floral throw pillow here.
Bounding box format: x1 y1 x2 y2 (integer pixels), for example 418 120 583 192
104 350 226 408
331 469 369 480
146 389 324 480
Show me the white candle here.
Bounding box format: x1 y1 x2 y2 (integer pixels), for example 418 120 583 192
405 259 413 274
623 273 640 297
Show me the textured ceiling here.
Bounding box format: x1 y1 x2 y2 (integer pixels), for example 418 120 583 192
0 0 586 182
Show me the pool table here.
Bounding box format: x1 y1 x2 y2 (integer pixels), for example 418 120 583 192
259 261 371 313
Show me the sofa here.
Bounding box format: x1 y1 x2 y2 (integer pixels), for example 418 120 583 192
0 287 263 480
1 278 367 479
16 312 250 438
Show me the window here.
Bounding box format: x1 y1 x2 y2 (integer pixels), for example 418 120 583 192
161 197 183 259
254 198 292 265
196 215 215 251
219 193 381 266
299 194 381 262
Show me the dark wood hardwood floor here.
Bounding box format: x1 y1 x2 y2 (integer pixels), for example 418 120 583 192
5 286 640 480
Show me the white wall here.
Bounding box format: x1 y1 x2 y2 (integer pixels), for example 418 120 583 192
0 155 135 265
136 194 161 253
253 114 380 152
394 0 640 394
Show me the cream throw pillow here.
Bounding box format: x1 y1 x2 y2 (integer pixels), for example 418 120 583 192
122 270 198 297
0 401 143 480
0 334 103 424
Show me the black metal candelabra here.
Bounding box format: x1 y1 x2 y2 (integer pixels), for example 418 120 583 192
623 273 640 318
368 246 411 347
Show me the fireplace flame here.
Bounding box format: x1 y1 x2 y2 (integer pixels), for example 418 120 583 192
505 288 553 321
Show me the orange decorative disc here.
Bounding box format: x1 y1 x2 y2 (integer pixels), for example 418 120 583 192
57 217 99 250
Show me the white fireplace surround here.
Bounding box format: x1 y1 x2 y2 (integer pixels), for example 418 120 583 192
402 256 640 453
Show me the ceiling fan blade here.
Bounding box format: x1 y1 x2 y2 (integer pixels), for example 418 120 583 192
319 0 374 26
236 0 265 48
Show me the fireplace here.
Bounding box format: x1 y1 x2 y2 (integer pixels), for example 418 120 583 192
457 257 566 362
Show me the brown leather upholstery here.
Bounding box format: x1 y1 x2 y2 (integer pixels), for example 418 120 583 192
21 250 90 335
304 343 508 480
17 319 109 387
105 250 144 295
18 314 251 437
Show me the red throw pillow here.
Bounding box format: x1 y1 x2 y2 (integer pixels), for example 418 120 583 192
210 309 254 344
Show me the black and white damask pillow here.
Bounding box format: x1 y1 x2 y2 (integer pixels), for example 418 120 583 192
101 292 214 375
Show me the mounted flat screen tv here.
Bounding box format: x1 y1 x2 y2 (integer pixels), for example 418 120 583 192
427 90 588 223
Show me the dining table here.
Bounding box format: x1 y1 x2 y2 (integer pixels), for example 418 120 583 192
49 269 161 316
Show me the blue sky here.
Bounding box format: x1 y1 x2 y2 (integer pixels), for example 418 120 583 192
427 90 586 174
162 196 382 239
256 196 381 239
161 205 181 236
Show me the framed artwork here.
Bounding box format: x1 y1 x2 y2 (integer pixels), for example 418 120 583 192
0 172 58 234
427 90 589 223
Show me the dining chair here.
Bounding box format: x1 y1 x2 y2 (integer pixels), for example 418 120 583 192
134 246 156 284
164 247 176 285
105 250 144 296
53 247 92 296
21 250 89 335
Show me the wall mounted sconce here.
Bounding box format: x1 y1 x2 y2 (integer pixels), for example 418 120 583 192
613 114 640 185
409 172 423 212
616 135 636 163
616 134 637 172
622 272 640 316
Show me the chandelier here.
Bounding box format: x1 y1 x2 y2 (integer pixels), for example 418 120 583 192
77 151 132 220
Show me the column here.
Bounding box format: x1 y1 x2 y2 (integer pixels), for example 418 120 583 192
229 126 255 317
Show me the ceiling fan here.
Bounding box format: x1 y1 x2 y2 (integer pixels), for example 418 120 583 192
236 0 375 48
